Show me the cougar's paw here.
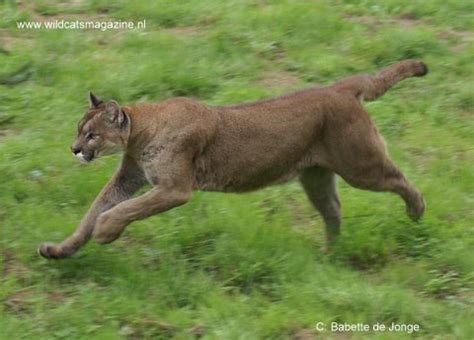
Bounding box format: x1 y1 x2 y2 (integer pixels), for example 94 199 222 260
93 212 125 244
38 243 73 259
407 196 426 222
414 61 428 77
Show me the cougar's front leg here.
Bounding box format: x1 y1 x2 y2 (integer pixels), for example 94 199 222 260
38 156 146 259
93 153 193 244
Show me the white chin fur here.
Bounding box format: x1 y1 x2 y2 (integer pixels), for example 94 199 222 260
75 151 91 163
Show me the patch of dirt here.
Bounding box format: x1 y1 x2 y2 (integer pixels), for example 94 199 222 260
455 290 474 306
4 289 34 314
161 26 203 37
294 328 353 340
0 129 14 143
52 12 108 22
396 13 423 27
0 29 34 51
345 13 474 53
438 28 474 40
1 249 28 280
18 1 48 23
118 319 177 338
189 324 207 338
293 328 316 339
47 290 67 303
257 70 299 89
3 288 65 315
344 15 382 29
437 28 474 53
95 31 127 46
344 13 424 29
18 1 107 23
53 0 89 11
2 250 66 315
2 249 16 277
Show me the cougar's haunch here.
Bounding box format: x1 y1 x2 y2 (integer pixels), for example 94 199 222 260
39 59 427 259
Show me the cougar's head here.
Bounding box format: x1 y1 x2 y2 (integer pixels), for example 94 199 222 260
71 92 130 163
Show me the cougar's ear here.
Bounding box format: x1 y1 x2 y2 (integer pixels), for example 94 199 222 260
88 91 103 108
105 100 125 125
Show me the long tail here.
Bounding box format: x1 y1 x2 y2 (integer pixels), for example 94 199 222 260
332 59 428 101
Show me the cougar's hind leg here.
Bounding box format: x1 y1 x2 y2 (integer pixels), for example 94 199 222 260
322 104 425 222
330 123 425 221
300 167 341 244
342 158 425 221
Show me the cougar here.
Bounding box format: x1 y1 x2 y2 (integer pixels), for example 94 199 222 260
39 59 427 259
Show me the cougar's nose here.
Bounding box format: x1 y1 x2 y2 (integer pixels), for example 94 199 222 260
71 146 81 155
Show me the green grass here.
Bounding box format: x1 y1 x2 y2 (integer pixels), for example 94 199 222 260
1 0 473 338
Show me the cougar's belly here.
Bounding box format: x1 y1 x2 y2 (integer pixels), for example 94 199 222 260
192 151 317 193
193 165 298 192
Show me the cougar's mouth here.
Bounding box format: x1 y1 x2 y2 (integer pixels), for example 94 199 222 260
75 151 94 163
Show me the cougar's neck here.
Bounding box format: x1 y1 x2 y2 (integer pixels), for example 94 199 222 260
122 105 152 154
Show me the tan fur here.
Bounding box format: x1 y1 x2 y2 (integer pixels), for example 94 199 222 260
39 59 427 259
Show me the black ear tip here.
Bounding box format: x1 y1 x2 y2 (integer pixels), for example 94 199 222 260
89 91 98 100
88 92 103 107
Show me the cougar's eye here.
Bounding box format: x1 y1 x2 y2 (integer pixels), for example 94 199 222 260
85 132 97 140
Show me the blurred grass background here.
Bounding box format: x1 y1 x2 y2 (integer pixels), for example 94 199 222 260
0 0 473 338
